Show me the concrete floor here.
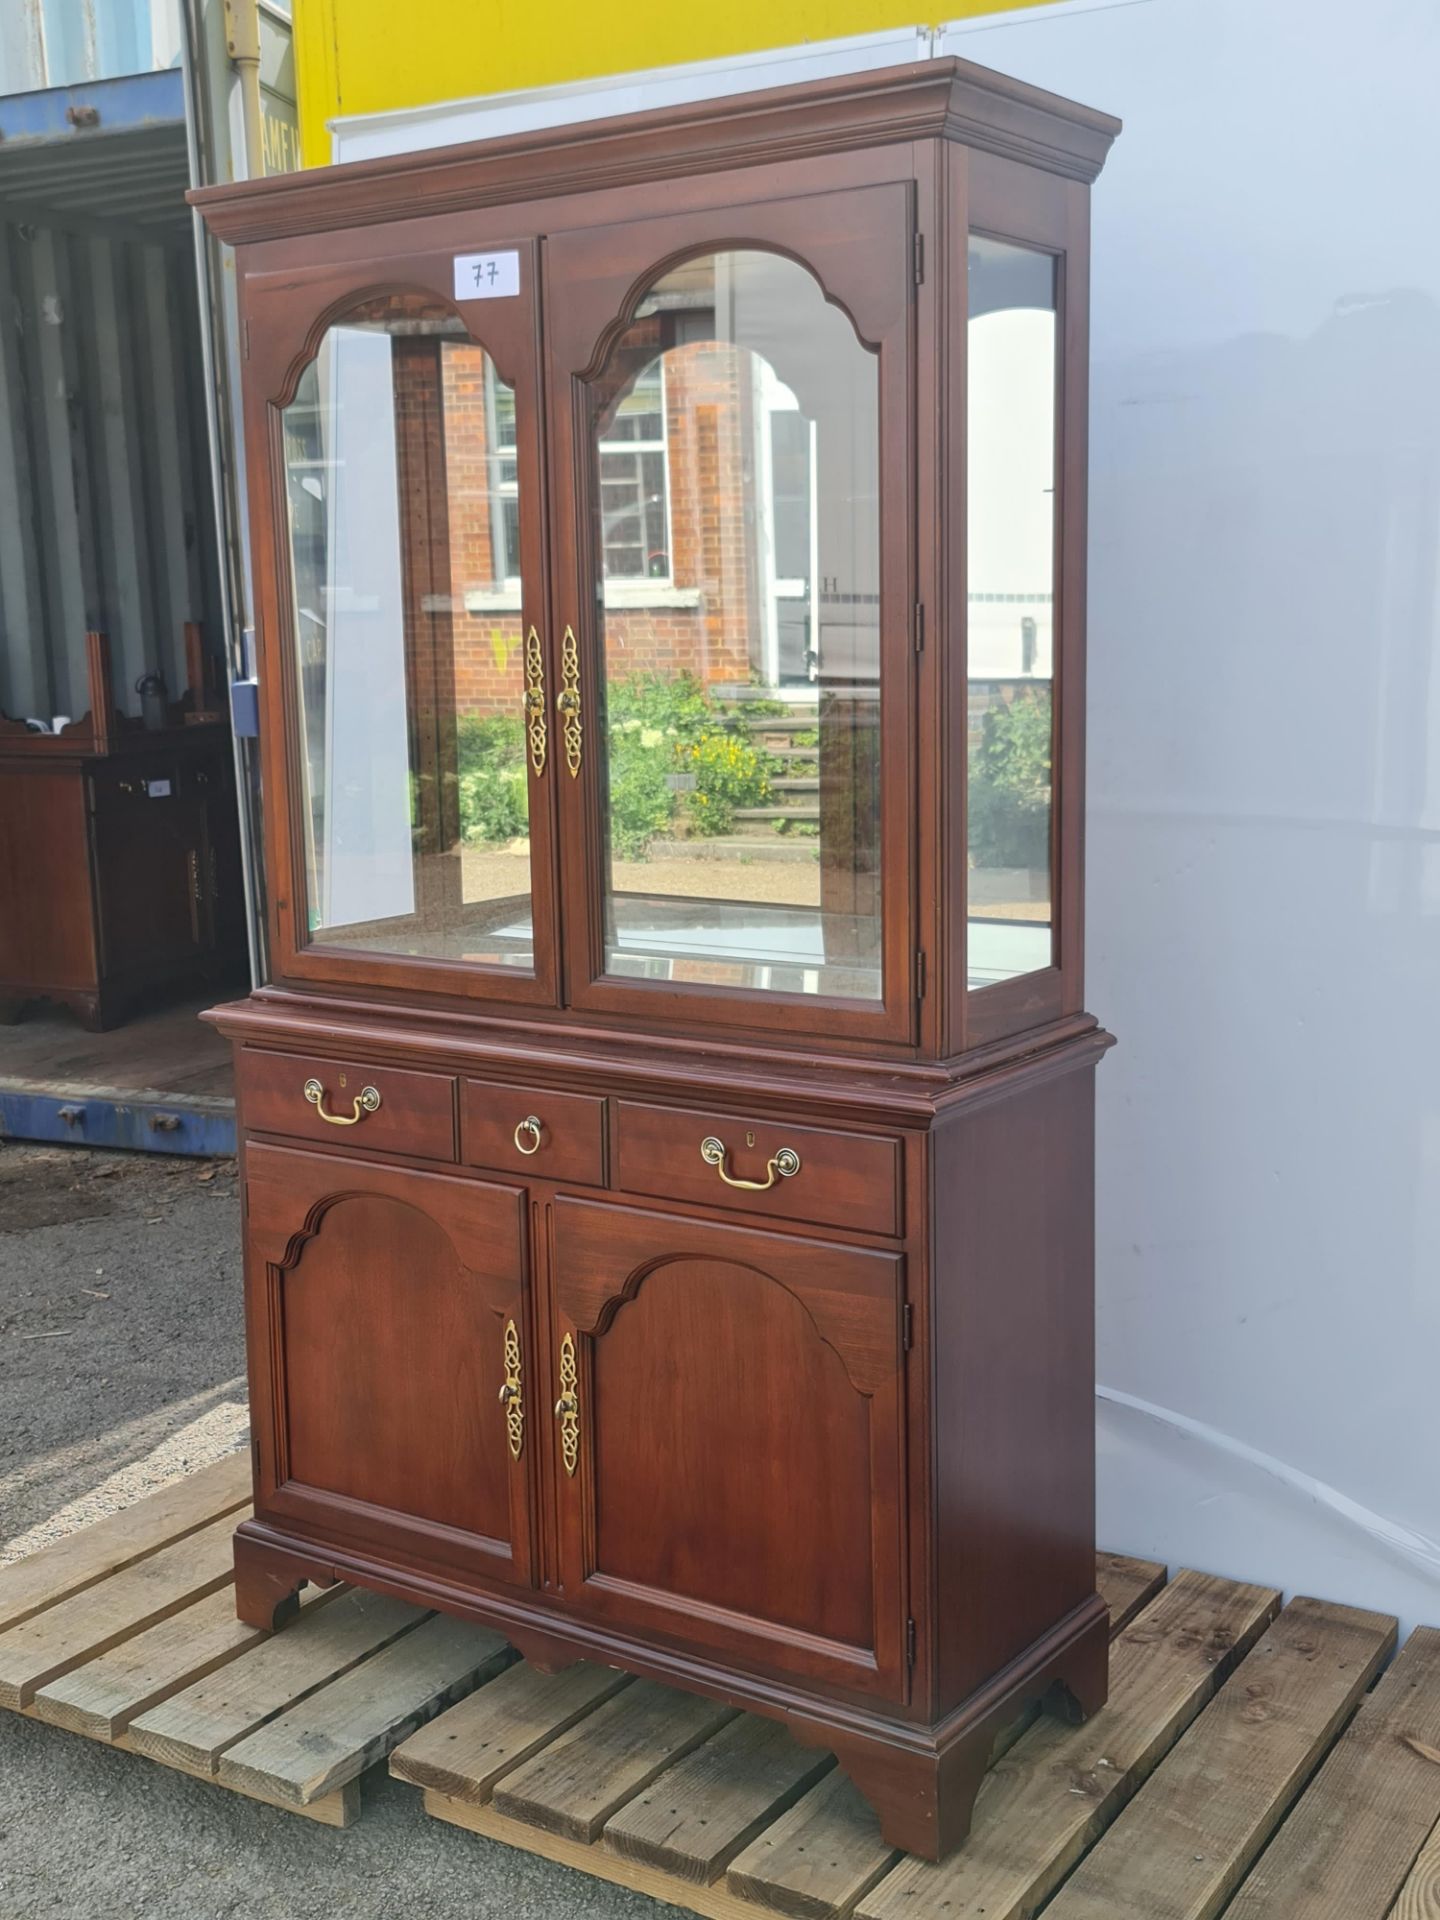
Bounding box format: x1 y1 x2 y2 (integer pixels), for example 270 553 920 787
0 1141 654 1920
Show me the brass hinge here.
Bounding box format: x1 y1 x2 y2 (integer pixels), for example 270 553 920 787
902 1302 913 1350
914 949 927 1002
242 318 250 360
906 1617 918 1667
913 231 925 286
250 1435 260 1478
913 603 925 653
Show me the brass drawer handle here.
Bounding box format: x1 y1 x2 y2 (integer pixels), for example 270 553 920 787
304 1077 381 1126
513 1114 544 1156
556 625 582 777
498 1318 524 1460
700 1135 801 1191
555 1330 580 1476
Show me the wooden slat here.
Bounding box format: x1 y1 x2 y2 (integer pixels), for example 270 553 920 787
0 1454 250 1635
1392 1814 1440 1920
1225 1626 1440 1920
726 1768 897 1920
606 1712 835 1884
113 1727 360 1827
1097 1553 1168 1634
216 1612 511 1805
127 1587 424 1775
0 1512 241 1709
493 1679 736 1842
390 1659 633 1802
427 1790 767 1919
31 1581 332 1742
856 1569 1280 1920
1042 1595 1397 1920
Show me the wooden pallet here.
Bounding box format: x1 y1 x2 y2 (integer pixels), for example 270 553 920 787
0 1453 510 1825
393 1564 1440 1920
10 1460 1440 1920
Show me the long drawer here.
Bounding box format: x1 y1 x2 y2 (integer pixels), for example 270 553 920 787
236 1046 457 1161
612 1098 902 1236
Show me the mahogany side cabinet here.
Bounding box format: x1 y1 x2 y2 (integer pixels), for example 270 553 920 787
193 58 1120 1858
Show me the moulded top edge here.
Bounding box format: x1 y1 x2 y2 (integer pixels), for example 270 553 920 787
188 56 1121 246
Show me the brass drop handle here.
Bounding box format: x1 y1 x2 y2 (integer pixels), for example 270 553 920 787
699 1135 801 1191
304 1078 381 1127
513 1115 544 1156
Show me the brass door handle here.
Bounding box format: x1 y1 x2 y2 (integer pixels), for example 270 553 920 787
499 1319 524 1460
304 1078 381 1126
555 1330 580 1475
699 1136 801 1190
557 625 582 776
523 626 547 777
513 1115 544 1155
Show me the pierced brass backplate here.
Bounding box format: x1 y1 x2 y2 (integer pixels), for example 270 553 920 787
555 1330 580 1476
523 626 547 777
556 625 582 777
498 1318 524 1461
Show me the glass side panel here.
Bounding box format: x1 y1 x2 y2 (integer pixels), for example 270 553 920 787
966 237 1058 989
587 250 883 1000
282 295 534 970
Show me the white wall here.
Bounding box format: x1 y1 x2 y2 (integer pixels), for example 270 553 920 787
943 0 1440 1628
332 0 1440 1627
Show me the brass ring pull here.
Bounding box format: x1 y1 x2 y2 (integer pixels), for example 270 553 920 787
304 1078 381 1126
513 1115 544 1156
699 1135 801 1190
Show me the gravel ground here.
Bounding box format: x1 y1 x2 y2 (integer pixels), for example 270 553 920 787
0 1141 655 1920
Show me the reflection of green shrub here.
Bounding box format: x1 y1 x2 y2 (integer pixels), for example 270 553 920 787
457 714 529 846
607 728 675 857
680 732 772 835
607 670 715 741
969 685 1052 870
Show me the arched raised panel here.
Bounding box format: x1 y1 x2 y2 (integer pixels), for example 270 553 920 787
591 1255 877 1650
244 1146 534 1589
278 1190 506 1537
551 1197 908 1697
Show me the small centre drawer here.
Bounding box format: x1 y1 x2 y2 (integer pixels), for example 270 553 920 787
613 1099 901 1236
462 1078 607 1184
237 1047 457 1161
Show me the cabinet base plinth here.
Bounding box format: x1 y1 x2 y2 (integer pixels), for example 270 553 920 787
233 1524 331 1631
229 1517 1108 1860
811 1593 1111 1855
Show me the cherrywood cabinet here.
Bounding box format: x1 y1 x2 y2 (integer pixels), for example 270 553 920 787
195 56 1120 1858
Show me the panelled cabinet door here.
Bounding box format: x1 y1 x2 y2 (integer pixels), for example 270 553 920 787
243 237 561 1008
543 184 916 1044
549 1197 909 1700
244 1144 535 1589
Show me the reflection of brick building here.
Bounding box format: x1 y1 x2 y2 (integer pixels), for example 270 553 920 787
439 330 760 717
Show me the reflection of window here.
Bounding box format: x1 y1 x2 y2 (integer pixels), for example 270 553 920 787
599 364 671 580
482 359 521 585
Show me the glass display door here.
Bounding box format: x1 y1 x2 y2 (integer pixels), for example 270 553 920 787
543 186 916 1042
253 244 560 1006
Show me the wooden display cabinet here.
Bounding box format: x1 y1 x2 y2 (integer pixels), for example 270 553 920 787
193 58 1120 1858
